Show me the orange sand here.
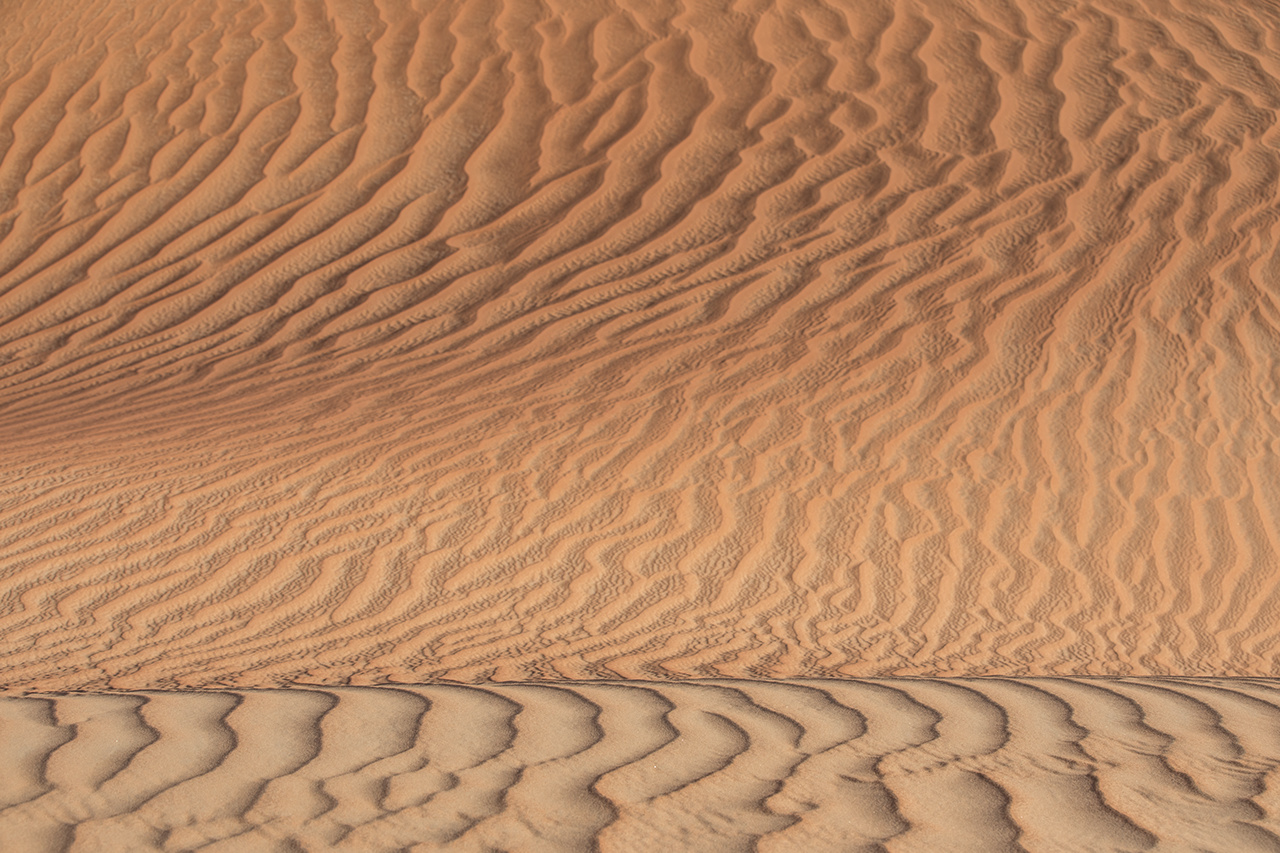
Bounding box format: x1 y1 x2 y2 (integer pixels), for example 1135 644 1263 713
8 0 1280 849
2 0 1280 692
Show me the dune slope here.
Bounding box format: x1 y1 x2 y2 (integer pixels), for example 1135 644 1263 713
3 0 1280 687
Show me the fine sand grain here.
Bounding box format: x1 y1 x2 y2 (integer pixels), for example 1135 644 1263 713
2 0 1280 688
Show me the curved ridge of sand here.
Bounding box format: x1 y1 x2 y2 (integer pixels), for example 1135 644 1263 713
4 678 1280 852
4 0 1280 687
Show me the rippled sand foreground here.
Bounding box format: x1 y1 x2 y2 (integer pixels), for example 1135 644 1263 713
5 678 1280 853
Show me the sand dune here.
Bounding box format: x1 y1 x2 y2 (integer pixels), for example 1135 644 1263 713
2 678 1280 851
4 0 1280 687
6 0 1280 849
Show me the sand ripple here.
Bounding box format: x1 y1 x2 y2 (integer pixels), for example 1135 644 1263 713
3 0 1280 686
3 678 1280 852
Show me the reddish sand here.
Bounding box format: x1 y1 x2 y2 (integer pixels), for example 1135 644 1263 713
5 0 1280 848
4 0 1280 687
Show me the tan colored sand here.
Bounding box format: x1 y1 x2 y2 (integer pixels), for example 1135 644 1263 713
3 0 1280 690
3 679 1280 852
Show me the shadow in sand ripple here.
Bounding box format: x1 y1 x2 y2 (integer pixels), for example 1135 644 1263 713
0 680 1279 852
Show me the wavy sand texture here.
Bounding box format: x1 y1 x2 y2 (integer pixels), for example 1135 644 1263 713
4 678 1280 852
4 0 1280 687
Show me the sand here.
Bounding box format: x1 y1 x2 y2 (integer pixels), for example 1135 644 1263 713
4 0 1280 687
2 0 1280 847
3 679 1280 852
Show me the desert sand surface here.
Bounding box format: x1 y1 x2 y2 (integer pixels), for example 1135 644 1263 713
5 0 1280 847
5 0 1280 688
4 678 1280 852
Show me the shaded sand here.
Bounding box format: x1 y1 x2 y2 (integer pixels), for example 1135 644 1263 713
4 0 1280 689
5 678 1280 852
